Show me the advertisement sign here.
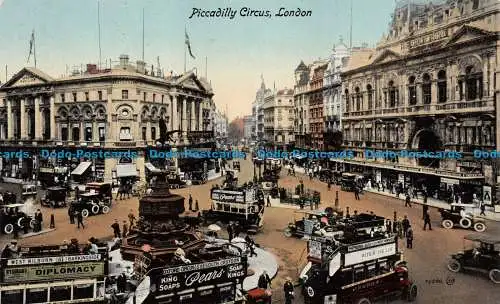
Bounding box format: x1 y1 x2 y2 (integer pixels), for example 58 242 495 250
308 240 322 260
344 243 396 266
483 186 492 205
154 257 246 293
3 262 105 283
347 237 395 253
406 29 448 49
7 254 102 266
441 177 459 185
211 190 245 203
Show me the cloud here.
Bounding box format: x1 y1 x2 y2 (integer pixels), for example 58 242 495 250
0 0 4 7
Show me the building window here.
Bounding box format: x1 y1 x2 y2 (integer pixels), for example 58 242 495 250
122 90 129 99
142 127 147 140
367 84 373 109
151 127 156 140
437 70 447 103
85 92 89 101
422 74 431 104
344 89 349 112
465 66 482 100
161 95 164 103
61 127 68 141
99 127 105 141
388 81 397 107
72 92 77 102
408 76 417 105
153 93 156 102
143 92 147 101
72 127 80 141
119 127 132 141
355 87 361 111
472 0 479 10
60 93 65 103
85 127 92 141
98 91 103 100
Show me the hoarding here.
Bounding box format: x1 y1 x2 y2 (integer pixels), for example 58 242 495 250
153 257 247 293
6 254 102 266
344 243 397 266
347 237 395 252
211 190 245 202
3 262 105 283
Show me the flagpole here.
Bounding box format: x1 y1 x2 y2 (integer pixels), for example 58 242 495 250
142 7 145 61
205 56 207 79
184 27 187 73
34 30 37 68
98 0 102 69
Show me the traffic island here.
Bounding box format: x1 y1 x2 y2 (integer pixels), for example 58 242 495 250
20 228 56 238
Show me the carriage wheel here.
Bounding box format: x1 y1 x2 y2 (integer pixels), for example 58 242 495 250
459 218 471 229
441 219 454 229
101 206 110 214
356 298 372 304
489 269 500 284
81 209 90 218
4 224 14 234
91 204 100 214
473 222 486 232
283 228 292 237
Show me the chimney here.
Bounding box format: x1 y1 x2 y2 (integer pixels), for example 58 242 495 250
119 54 129 68
136 60 146 74
86 64 97 74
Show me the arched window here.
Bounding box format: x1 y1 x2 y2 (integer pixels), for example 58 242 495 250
422 74 431 104
437 70 447 103
344 89 349 112
465 66 482 100
355 87 361 111
408 76 417 105
388 81 397 107
367 84 373 109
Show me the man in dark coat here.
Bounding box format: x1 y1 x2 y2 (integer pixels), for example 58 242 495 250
35 209 43 232
76 211 84 229
406 225 414 249
111 220 121 238
227 223 233 241
258 271 272 289
422 203 429 220
401 215 410 237
405 194 412 207
423 210 432 230
68 205 75 224
188 195 193 211
284 277 294 304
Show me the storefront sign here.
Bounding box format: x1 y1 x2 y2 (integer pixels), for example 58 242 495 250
441 178 460 185
7 254 102 266
3 262 105 283
407 29 448 49
211 190 245 202
344 243 396 266
347 237 395 253
39 167 55 173
154 257 246 293
483 186 492 205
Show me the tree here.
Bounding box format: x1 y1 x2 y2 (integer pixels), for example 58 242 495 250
228 117 244 144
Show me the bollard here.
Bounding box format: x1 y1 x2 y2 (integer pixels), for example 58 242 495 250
50 214 55 229
393 211 397 222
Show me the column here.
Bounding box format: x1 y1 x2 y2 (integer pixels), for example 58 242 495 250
34 97 41 139
146 121 151 141
171 94 178 131
80 123 84 143
489 56 495 98
191 99 196 131
7 99 13 139
182 97 187 140
93 121 98 143
50 97 56 139
431 77 438 104
483 56 489 97
20 99 26 139
417 84 422 104
198 101 203 131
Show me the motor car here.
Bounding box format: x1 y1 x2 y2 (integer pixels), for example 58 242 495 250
21 184 37 196
71 192 111 217
41 186 68 208
318 169 332 183
190 171 207 185
341 173 357 192
1 191 17 205
85 182 112 200
284 210 342 238
447 234 500 284
166 174 187 188
1 204 35 234
439 205 487 232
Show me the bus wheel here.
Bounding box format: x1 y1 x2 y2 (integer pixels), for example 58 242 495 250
356 298 372 304
4 224 14 234
407 283 417 301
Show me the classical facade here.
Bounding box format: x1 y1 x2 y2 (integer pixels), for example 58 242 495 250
262 88 294 148
0 55 216 182
341 0 499 202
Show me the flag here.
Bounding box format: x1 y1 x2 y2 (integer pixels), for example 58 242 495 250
27 30 34 63
185 30 195 59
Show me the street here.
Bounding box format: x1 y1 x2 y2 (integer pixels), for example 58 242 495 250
3 157 499 303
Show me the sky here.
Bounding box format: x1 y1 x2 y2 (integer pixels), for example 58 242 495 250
0 0 398 120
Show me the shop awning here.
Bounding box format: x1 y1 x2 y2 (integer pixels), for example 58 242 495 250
71 162 92 175
116 164 138 177
145 162 161 173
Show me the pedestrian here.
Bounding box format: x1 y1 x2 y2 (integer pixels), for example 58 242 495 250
245 235 257 257
386 220 392 234
480 202 486 216
50 214 55 229
406 225 413 249
117 273 127 293
401 215 410 237
122 220 128 238
354 187 360 200
188 194 193 211
76 211 85 229
13 220 19 239
195 200 199 211
405 194 412 207
422 203 429 220
327 182 331 191
267 195 271 207
227 223 233 241
233 222 240 238
258 270 272 289
111 220 121 238
284 277 294 304
68 205 75 224
423 192 428 205
423 210 432 231
128 210 136 228
22 216 29 234
35 209 43 232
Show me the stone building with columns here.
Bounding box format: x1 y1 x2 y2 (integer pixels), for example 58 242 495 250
0 55 215 183
341 0 499 204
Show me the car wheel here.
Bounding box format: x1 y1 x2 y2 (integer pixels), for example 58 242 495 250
407 283 417 301
29 219 36 229
101 205 110 214
356 298 372 304
306 286 315 298
81 209 89 218
4 224 14 234
91 204 100 214
459 218 472 229
17 218 24 228
447 259 462 273
284 228 292 237
441 219 454 229
473 222 486 232
489 269 500 284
